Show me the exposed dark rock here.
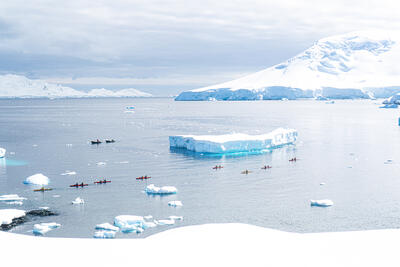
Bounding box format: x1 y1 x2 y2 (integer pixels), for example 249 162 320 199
1 209 58 231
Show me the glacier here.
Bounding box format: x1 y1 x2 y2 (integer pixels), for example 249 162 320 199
0 74 152 98
169 128 297 154
175 31 400 101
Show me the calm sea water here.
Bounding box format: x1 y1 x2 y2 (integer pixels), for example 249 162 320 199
1 98 400 238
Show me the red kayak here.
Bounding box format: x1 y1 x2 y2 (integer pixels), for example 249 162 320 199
70 183 88 187
212 165 223 169
136 176 151 180
94 180 111 184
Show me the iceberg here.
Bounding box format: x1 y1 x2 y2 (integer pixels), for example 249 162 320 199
71 197 84 205
93 230 116 239
169 128 297 154
168 200 183 207
145 184 178 195
175 31 400 101
121 225 139 233
0 148 5 158
23 173 49 185
32 222 60 235
95 223 119 232
0 209 26 225
310 199 334 207
383 93 400 104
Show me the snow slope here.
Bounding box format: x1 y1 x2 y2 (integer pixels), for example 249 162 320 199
1 223 400 267
0 74 152 98
176 31 400 101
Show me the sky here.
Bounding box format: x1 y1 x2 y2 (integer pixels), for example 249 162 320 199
0 0 399 96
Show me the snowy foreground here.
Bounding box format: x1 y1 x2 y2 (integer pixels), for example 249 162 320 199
0 74 152 98
1 223 400 267
170 128 297 153
176 30 400 101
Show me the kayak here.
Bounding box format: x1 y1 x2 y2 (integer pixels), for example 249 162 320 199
212 166 223 169
241 170 252 174
105 139 115 143
34 188 53 192
91 141 102 144
94 180 111 184
136 176 151 180
70 184 88 187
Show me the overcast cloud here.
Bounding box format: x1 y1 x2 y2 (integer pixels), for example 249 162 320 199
0 0 399 95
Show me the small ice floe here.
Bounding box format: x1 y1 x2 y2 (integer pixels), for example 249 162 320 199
23 173 49 185
0 209 26 225
142 221 157 229
144 215 153 220
145 184 177 195
168 200 183 207
320 183 326 186
310 199 334 207
32 144 38 147
32 222 61 235
9 152 15 155
52 195 61 198
116 161 129 164
97 162 107 166
93 230 116 239
169 215 183 221
61 171 77 176
0 194 26 205
384 159 393 164
71 197 84 205
114 215 145 228
95 223 119 232
156 219 175 226
0 148 6 158
39 207 49 210
65 144 73 147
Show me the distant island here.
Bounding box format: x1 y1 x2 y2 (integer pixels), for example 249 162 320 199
0 74 152 98
176 31 400 101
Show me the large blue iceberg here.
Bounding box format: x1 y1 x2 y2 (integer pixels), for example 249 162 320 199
169 128 297 154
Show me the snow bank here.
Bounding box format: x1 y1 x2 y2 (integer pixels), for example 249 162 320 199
0 148 5 158
175 31 400 101
23 173 49 185
169 128 297 153
0 209 26 225
310 199 334 207
71 197 84 205
93 230 116 239
145 184 178 195
168 200 183 207
32 222 60 235
95 223 119 232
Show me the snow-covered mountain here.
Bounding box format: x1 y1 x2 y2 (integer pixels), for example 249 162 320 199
176 31 400 101
0 74 152 98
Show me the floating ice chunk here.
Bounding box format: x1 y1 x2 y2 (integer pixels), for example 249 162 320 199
65 144 73 147
0 194 26 203
52 195 60 198
320 183 326 186
142 221 157 229
97 162 107 166
23 173 49 185
121 225 138 233
136 227 144 233
145 184 177 195
384 159 393 164
310 199 334 207
39 207 49 210
169 128 297 153
156 219 175 226
144 215 153 220
0 209 26 225
0 148 6 158
116 161 129 164
168 200 183 207
32 222 60 235
61 171 76 176
93 230 116 239
9 152 15 155
169 215 183 221
95 223 119 232
32 144 38 147
114 215 145 228
71 197 84 205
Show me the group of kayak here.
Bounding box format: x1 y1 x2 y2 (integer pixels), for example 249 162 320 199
212 157 298 175
136 175 151 180
70 179 111 187
91 139 116 145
